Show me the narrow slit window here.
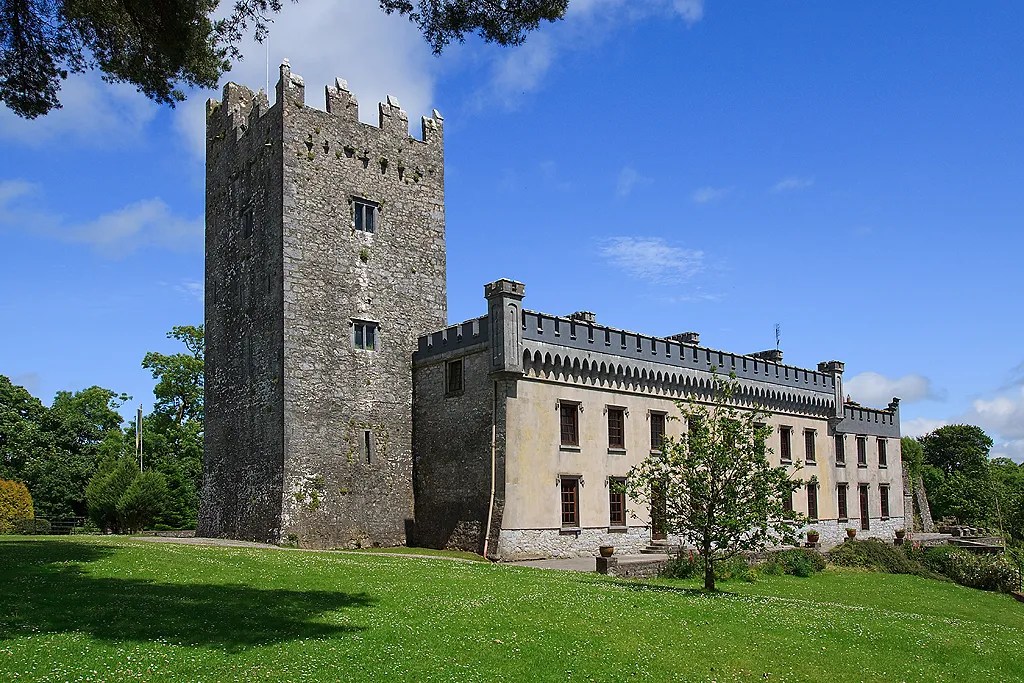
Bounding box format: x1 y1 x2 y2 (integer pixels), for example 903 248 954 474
362 430 373 464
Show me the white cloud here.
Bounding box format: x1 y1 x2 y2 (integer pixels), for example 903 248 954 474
616 166 652 198
901 417 948 438
600 236 704 284
772 176 815 193
0 179 201 257
0 73 157 146
991 439 1024 464
846 371 941 406
963 387 1024 439
175 0 439 158
691 186 732 203
174 280 204 300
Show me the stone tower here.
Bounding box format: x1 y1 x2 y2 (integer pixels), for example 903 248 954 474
198 61 446 548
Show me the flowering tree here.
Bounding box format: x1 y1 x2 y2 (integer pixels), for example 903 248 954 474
625 372 804 591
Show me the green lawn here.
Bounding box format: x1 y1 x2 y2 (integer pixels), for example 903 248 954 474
1 537 1022 682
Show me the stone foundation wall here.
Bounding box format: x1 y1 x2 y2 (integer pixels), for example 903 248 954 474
496 526 650 560
803 518 905 550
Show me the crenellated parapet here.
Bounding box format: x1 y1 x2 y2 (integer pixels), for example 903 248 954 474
836 398 900 437
206 60 445 154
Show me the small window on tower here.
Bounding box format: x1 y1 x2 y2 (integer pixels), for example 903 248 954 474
353 198 378 233
446 359 464 395
353 320 378 350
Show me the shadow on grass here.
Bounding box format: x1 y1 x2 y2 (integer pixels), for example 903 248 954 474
0 540 372 650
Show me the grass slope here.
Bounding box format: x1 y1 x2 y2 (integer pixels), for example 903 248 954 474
0 537 1021 682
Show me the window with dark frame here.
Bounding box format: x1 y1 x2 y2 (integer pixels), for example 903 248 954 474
880 484 890 519
783 489 793 514
807 482 818 521
353 198 377 233
837 483 849 521
353 320 378 350
445 359 464 395
560 477 579 527
835 434 846 466
559 403 579 447
609 477 626 528
607 407 625 450
804 429 816 462
857 436 867 467
859 484 870 530
780 426 792 463
877 438 888 468
650 412 666 451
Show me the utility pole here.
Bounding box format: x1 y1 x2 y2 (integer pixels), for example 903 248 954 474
136 406 143 472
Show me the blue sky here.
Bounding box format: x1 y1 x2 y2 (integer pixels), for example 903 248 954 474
1 1 1022 460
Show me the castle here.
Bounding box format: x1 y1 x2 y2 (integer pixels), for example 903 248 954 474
198 63 909 558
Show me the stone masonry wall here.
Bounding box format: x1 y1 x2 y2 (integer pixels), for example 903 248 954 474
199 83 286 544
412 345 494 553
496 526 650 560
276 64 446 548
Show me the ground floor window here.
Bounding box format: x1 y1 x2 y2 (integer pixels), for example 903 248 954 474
807 482 818 521
859 484 870 530
560 477 579 528
609 478 625 527
880 484 890 519
837 483 849 522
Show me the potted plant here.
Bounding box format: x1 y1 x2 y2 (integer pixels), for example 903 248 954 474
806 530 820 545
846 527 857 539
599 545 615 557
895 529 906 540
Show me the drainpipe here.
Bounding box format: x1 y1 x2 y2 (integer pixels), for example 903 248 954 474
482 380 498 559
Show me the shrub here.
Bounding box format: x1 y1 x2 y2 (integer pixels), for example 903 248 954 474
759 549 825 577
662 550 701 579
827 539 925 575
13 518 50 534
0 479 34 534
920 546 1020 593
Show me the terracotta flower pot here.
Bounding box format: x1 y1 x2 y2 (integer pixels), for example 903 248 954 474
599 545 615 557
806 531 820 544
895 529 906 539
846 528 857 539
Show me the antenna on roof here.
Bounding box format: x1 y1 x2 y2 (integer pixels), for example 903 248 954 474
774 323 781 350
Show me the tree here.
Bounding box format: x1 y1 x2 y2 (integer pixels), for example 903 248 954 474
921 425 993 477
117 470 169 533
0 478 34 533
624 372 803 591
2 0 567 119
901 436 924 478
142 325 204 425
86 457 168 532
0 375 47 481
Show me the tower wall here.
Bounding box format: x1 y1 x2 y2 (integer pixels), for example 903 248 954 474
277 64 446 548
199 82 286 543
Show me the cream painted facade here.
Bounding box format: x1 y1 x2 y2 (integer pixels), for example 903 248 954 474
412 279 908 560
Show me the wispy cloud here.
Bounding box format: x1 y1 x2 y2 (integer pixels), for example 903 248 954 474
963 387 1024 440
481 0 706 107
691 186 732 203
772 176 815 193
0 73 157 147
174 280 204 300
900 416 949 438
600 236 704 284
616 166 652 198
846 371 943 406
0 179 202 257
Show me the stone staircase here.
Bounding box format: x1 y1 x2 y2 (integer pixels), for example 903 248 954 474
640 539 682 555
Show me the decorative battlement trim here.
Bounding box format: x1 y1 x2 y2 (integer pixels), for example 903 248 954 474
521 310 836 396
413 316 488 362
206 60 444 147
520 341 834 417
